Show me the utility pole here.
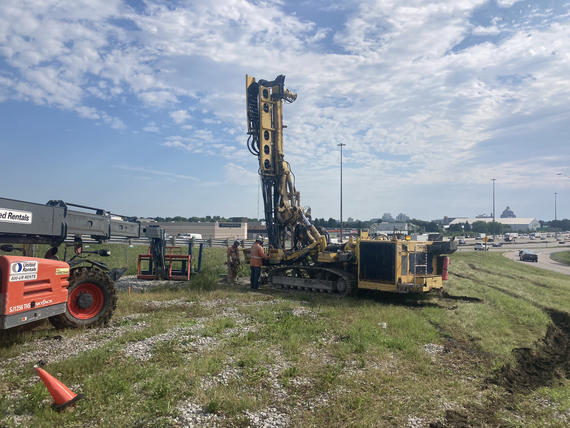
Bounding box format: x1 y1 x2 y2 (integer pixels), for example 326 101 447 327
491 178 497 223
491 178 496 238
338 143 346 243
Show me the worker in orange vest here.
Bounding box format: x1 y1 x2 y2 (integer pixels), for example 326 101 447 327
250 235 269 289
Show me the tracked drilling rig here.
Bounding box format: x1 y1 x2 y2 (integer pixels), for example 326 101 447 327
245 74 457 294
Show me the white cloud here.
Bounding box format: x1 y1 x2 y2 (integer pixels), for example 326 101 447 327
1 0 569 218
224 162 258 186
143 123 160 133
169 109 190 124
113 164 200 181
496 0 523 8
472 25 501 36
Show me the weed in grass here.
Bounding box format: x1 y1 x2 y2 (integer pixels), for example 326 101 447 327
204 397 221 414
315 363 343 391
201 317 236 337
200 386 260 418
206 356 225 376
281 365 298 380
150 340 187 366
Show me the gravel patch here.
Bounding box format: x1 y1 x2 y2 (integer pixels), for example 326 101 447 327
200 364 242 390
124 327 191 361
288 376 312 387
115 275 171 291
173 401 223 427
424 343 446 354
245 407 290 428
407 415 425 428
144 299 195 310
122 301 259 362
305 386 349 412
291 307 317 319
0 320 147 376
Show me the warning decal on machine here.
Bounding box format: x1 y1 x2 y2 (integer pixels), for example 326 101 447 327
10 261 38 282
0 208 33 224
55 267 69 275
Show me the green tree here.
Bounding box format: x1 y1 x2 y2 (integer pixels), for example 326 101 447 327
471 221 489 234
487 221 504 235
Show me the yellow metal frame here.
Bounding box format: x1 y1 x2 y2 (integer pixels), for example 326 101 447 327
355 239 443 293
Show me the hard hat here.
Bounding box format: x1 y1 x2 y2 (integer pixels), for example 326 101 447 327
233 240 240 247
256 235 263 242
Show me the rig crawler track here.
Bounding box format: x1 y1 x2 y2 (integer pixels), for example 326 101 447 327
266 266 356 295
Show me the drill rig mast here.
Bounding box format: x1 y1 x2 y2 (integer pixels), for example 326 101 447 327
246 75 325 255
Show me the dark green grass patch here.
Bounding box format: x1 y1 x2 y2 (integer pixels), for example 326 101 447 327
551 250 570 266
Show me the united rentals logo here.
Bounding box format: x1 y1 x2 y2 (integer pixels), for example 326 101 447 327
0 208 33 224
9 261 38 282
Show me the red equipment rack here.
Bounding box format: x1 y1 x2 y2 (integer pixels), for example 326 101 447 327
137 246 191 280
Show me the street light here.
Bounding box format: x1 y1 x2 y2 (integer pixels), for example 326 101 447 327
338 143 346 243
491 178 496 222
554 192 558 221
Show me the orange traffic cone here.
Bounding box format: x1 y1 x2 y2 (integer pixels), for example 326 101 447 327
34 365 83 410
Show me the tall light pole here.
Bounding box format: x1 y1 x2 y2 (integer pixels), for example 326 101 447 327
491 178 496 222
338 143 346 243
554 192 558 221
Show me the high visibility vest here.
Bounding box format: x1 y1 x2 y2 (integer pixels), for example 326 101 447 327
250 243 265 267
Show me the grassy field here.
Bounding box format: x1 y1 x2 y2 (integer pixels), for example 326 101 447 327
551 250 570 266
0 248 568 427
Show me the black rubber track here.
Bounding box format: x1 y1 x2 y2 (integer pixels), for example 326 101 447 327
267 266 356 296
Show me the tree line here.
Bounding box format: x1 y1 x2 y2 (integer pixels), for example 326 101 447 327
151 215 569 234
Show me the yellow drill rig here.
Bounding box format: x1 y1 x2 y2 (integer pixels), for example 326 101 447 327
245 74 456 295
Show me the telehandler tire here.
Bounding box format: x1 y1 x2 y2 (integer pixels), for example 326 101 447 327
49 267 117 329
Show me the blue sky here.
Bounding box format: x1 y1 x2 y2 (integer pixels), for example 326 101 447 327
1 0 569 221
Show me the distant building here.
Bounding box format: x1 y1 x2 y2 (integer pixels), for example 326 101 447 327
152 221 247 239
448 217 539 232
246 221 267 240
370 222 409 234
500 206 516 218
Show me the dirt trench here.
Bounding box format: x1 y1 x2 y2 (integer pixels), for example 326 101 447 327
491 308 570 393
435 267 569 426
452 268 569 393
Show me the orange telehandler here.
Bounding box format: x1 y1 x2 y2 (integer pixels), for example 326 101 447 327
0 198 190 330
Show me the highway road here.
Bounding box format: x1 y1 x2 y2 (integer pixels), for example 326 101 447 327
503 248 570 276
456 236 570 276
